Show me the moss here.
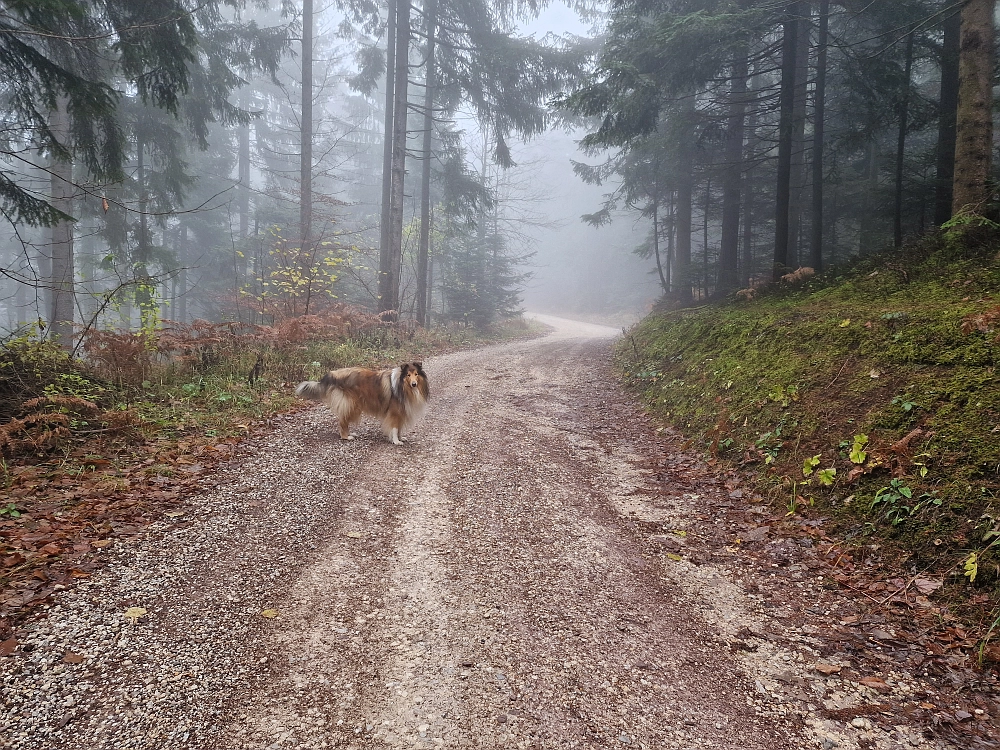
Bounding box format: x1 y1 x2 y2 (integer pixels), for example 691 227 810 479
621 236 1000 570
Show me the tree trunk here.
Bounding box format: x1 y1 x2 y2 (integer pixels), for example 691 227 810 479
952 0 996 215
810 0 828 272
387 0 411 317
177 224 188 324
239 125 250 239
935 4 961 224
703 177 711 298
416 0 437 326
665 191 673 292
773 1 802 279
135 131 153 331
300 0 314 314
426 206 435 321
674 100 695 302
788 2 811 267
741 78 759 286
718 43 748 293
49 99 75 349
894 27 915 248
378 0 398 313
652 198 668 293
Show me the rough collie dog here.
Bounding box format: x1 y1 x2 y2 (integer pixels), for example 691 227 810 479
295 362 429 445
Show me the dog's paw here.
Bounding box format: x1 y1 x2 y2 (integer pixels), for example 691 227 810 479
341 434 355 441
391 438 403 446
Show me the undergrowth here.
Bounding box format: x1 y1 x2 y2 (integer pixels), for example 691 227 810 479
1 306 539 477
619 227 1000 655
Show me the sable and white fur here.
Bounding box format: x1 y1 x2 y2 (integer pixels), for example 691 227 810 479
295 362 429 445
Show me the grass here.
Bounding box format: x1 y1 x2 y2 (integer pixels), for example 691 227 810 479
618 227 1000 650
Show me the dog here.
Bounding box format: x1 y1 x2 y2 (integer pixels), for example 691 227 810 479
295 362 429 445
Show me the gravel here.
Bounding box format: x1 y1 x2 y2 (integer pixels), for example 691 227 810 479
0 315 975 749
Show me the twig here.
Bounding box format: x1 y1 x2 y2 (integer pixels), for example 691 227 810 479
828 356 853 387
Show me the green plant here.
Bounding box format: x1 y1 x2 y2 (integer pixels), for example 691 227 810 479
0 502 22 518
891 395 918 412
816 467 837 486
870 479 941 525
849 434 869 465
802 454 821 477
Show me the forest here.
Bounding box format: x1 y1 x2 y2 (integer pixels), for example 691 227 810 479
0 1 994 337
2 3 1000 745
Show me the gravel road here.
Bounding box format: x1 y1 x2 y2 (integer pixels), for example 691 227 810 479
2 315 976 749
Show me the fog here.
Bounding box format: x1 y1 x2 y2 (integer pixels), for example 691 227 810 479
2 0 950 339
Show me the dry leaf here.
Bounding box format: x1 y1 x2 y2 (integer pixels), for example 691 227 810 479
868 368 881 379
918 702 936 710
814 663 842 675
0 637 17 657
344 531 363 539
859 676 889 691
92 540 112 548
666 553 682 562
101 196 109 213
260 609 279 619
165 511 184 518
913 578 943 595
124 606 147 624
62 651 85 664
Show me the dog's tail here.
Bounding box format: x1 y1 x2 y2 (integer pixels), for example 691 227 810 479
295 380 327 401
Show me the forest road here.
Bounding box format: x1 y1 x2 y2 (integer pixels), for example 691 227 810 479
3 315 814 750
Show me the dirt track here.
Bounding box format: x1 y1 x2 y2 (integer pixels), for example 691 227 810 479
2 315 982 749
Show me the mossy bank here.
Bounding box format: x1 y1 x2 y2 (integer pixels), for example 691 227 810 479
619 228 1000 642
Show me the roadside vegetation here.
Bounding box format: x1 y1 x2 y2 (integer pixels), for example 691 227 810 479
0 309 540 630
618 226 1000 665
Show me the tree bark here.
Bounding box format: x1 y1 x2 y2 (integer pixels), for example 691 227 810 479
386 0 411 317
787 1 811 266
741 78 759 286
894 27 915 247
773 1 802 279
652 198 668 293
674 99 695 303
935 5 961 224
718 43 748 293
300 0 314 314
378 0 398 313
49 99 75 349
952 0 996 215
810 0 828 272
416 0 437 327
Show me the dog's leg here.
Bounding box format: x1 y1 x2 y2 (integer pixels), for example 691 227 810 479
389 427 403 446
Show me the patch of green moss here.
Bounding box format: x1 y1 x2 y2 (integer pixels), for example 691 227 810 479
620 236 1000 590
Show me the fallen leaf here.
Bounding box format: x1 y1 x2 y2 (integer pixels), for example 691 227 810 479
123 606 147 624
0 637 17 657
918 702 936 710
260 609 279 619
955 710 973 721
671 530 687 537
164 511 184 518
39 543 62 556
92 540 112 548
868 368 881 379
814 663 842 675
839 615 860 625
344 531 363 539
859 676 889 692
666 553 683 562
913 578 943 595
62 651 85 664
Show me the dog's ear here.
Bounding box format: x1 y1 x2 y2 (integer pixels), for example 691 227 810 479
413 361 423 372
398 363 410 373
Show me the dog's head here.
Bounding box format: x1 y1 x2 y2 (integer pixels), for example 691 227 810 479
398 362 429 399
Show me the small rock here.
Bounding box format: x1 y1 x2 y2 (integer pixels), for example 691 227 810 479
851 717 865 728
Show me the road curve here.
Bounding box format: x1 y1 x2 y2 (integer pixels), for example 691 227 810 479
1 315 803 750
